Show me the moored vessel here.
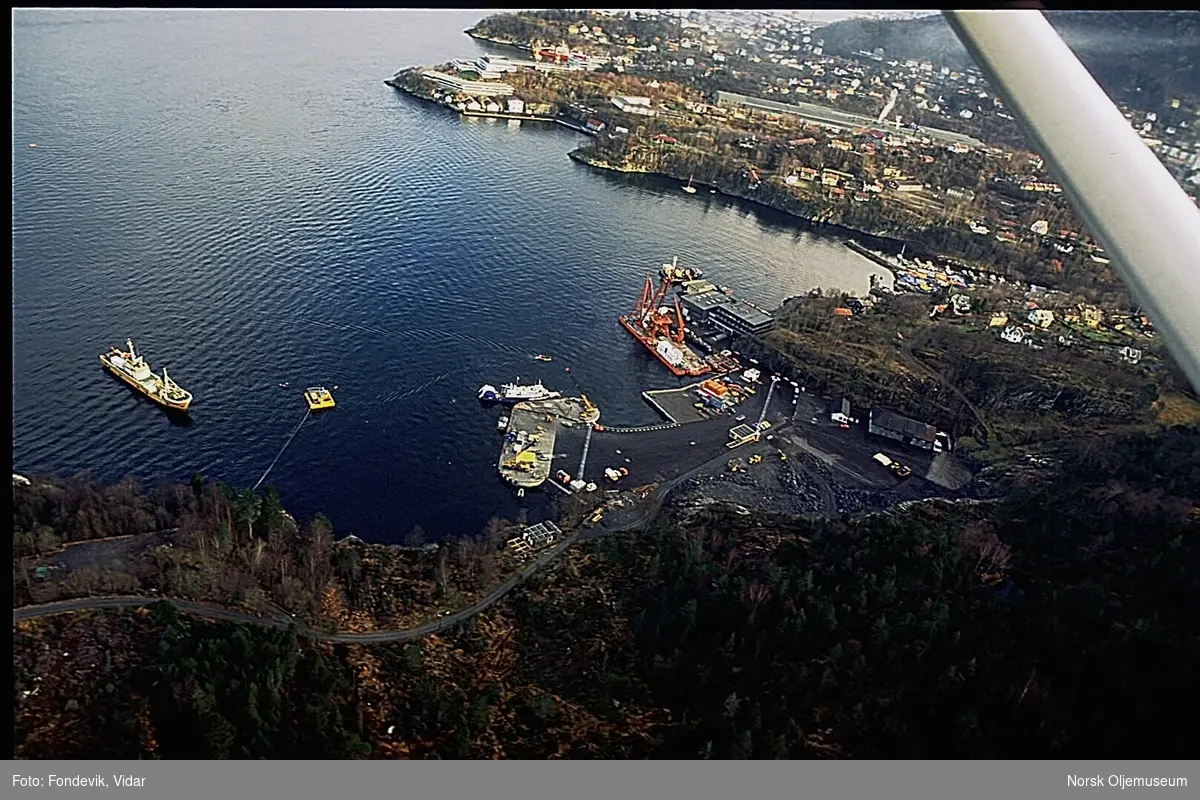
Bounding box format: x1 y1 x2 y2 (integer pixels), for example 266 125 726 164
304 387 337 411
478 380 563 404
99 339 193 411
660 255 704 282
618 272 712 377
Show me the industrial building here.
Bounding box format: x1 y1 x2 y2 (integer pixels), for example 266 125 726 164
713 90 984 148
868 409 943 451
679 289 774 337
679 289 732 322
420 70 514 97
709 298 775 337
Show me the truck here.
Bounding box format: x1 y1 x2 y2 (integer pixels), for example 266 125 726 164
872 452 912 478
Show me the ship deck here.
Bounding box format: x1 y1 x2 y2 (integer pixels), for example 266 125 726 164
101 355 192 409
619 316 711 376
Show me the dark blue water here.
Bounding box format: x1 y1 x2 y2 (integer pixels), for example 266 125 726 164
13 9 887 542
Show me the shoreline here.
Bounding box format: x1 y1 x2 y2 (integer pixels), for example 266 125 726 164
385 67 914 255
464 30 529 50
386 78 599 136
565 148 906 254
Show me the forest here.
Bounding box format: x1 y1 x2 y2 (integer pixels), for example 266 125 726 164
12 473 521 632
13 425 1200 759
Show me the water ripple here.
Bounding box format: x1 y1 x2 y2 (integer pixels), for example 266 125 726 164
14 8 893 542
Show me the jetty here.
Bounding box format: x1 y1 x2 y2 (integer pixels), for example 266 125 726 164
498 397 600 489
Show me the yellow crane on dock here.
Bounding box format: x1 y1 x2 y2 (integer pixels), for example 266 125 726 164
563 366 598 417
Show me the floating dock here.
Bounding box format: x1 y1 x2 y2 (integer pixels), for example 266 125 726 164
497 396 600 489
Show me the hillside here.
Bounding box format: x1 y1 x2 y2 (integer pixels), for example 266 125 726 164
818 11 1200 106
13 426 1200 759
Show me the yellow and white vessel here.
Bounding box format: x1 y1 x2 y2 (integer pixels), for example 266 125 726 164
304 386 336 411
99 339 193 412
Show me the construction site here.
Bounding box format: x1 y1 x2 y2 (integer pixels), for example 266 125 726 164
496 396 600 491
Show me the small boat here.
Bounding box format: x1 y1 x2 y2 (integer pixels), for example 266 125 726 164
660 255 704 282
279 382 290 388
534 354 553 362
304 386 336 411
498 415 509 430
682 174 697 194
99 339 193 412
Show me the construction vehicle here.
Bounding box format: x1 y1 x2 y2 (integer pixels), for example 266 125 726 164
748 454 763 465
563 367 599 417
872 452 913 478
778 449 788 461
503 452 537 472
727 459 744 473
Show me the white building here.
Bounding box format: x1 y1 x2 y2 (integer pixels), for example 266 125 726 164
1000 325 1026 344
421 70 514 97
506 97 525 115
1028 309 1055 328
611 96 658 116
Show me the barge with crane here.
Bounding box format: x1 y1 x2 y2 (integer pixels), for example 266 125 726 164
619 266 713 378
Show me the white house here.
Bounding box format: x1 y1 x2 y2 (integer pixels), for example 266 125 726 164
1028 309 1055 328
1000 325 1026 344
611 96 657 116
1119 346 1143 364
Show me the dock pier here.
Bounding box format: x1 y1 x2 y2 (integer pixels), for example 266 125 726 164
845 239 904 272
577 423 595 482
497 396 600 490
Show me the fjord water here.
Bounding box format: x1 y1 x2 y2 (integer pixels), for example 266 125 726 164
13 9 885 541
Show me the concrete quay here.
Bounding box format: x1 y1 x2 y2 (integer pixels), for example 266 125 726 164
497 397 599 489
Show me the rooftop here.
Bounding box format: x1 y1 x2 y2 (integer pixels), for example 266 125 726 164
712 298 775 328
870 408 937 442
681 290 733 313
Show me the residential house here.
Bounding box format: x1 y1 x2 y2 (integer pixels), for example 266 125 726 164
612 96 658 116
1028 309 1055 328
1000 325 1026 344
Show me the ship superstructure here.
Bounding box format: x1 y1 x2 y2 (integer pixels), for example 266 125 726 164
99 339 193 411
619 271 712 377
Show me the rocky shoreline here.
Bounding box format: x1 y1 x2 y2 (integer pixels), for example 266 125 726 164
463 29 528 49
566 147 905 248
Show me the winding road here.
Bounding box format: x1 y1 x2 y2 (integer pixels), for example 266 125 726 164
13 436 759 642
